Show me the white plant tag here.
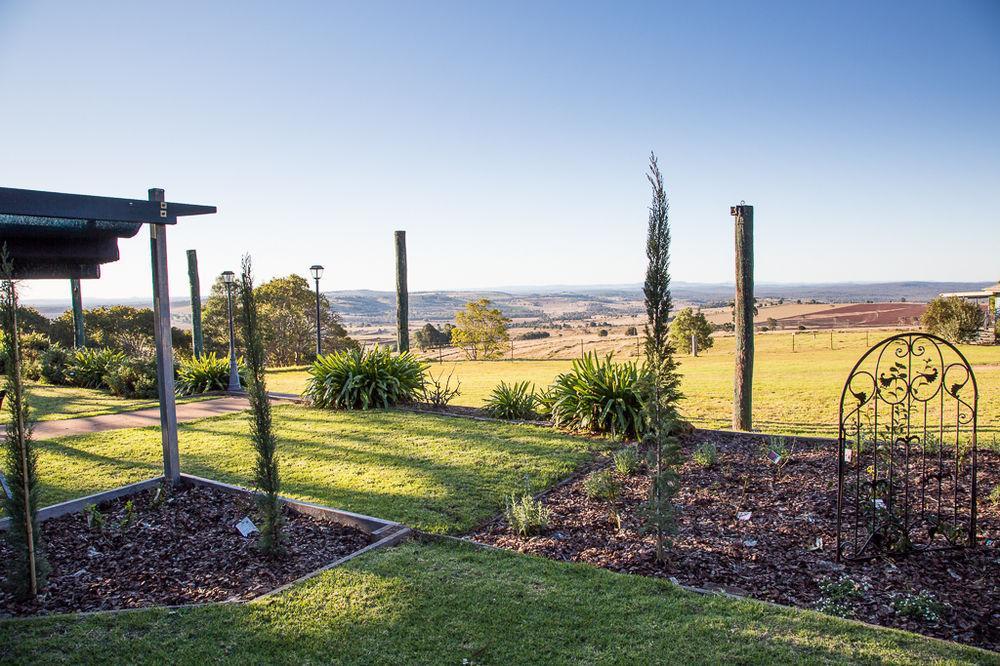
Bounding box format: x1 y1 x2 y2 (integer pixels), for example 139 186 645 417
844 448 853 463
873 499 886 511
737 511 752 522
236 516 259 537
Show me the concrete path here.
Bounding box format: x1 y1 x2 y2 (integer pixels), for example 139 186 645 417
30 396 251 441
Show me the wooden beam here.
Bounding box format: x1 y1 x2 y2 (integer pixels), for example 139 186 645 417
731 204 754 431
149 188 180 483
0 186 215 225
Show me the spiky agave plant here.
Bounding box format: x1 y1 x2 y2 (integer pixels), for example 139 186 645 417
175 352 245 396
304 346 426 410
238 255 283 556
483 380 538 420
547 352 645 439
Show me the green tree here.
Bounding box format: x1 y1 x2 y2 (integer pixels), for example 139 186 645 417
51 306 191 356
639 152 683 563
237 256 283 555
669 308 714 355
451 299 510 360
203 274 355 366
921 296 986 343
413 322 452 350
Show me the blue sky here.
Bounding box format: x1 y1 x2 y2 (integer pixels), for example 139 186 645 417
1 1 998 301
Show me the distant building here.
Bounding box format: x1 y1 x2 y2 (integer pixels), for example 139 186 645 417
939 281 1000 344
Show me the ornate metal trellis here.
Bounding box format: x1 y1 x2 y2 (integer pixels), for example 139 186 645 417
836 333 978 562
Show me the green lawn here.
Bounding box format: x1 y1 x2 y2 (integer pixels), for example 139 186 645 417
267 331 1000 438
2 539 992 665
25 383 210 422
33 404 604 533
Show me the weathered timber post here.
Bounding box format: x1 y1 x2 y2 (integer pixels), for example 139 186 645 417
187 250 203 358
70 278 85 348
731 204 754 431
394 230 409 352
691 333 698 357
149 188 180 483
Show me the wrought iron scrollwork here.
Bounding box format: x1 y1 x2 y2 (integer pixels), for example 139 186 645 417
836 333 979 561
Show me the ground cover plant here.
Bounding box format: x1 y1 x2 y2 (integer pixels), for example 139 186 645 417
304 346 426 409
23 405 601 534
474 429 1000 651
1 539 992 665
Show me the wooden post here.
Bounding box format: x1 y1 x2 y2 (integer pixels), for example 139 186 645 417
691 333 698 357
731 204 754 431
394 230 408 353
830 330 834 350
792 333 795 353
70 278 85 348
149 188 180 483
187 250 203 358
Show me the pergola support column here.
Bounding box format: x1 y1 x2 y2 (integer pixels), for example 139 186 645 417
149 188 180 483
70 278 85 348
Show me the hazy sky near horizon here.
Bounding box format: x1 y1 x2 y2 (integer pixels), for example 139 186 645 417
1 1 998 302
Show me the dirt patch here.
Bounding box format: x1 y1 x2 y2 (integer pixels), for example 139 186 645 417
0 484 370 616
778 302 927 328
472 431 1000 651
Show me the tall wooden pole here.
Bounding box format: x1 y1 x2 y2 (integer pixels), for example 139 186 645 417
186 250 203 359
149 188 180 483
731 204 754 431
70 278 85 348
394 230 409 352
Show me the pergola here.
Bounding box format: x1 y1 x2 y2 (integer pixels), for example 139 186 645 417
0 186 216 482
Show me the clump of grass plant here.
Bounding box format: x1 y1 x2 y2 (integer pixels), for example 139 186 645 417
583 469 621 502
483 380 538 420
176 353 244 396
612 446 642 476
304 346 426 410
546 352 645 439
503 486 549 537
691 442 718 468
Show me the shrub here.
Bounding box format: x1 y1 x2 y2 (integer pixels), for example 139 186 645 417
691 442 718 468
815 576 867 618
988 484 1000 507
624 326 638 336
598 329 609 337
103 357 158 399
503 491 549 536
892 591 944 624
40 343 71 384
583 469 621 502
304 346 426 410
421 368 461 408
67 348 126 389
483 380 538 420
176 353 244 396
547 352 645 438
921 296 986 343
612 446 642 475
517 330 550 340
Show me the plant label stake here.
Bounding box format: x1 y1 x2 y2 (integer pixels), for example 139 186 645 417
235 516 259 537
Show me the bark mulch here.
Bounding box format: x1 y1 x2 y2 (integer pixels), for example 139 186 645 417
472 430 1000 652
1 484 370 616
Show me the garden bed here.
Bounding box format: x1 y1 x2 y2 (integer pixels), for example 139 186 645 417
472 430 1000 652
0 484 371 616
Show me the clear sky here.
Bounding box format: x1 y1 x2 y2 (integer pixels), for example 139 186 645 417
1 1 998 301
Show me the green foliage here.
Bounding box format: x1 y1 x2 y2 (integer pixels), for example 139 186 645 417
176 353 245 396
238 255 283 556
483 380 538 420
66 347 127 389
547 352 645 438
669 307 714 354
892 591 944 624
420 368 461 408
1 251 49 600
305 346 427 410
921 296 986 343
414 322 452 350
598 328 609 337
51 305 191 357
625 326 638 336
451 299 511 360
583 469 621 501
83 503 106 531
517 330 550 340
816 576 867 618
691 442 718 468
503 485 549 536
612 446 642 475
102 357 158 399
40 343 71 384
988 484 1000 507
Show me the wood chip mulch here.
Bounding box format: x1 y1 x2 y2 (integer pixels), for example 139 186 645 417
0 484 370 616
472 430 1000 652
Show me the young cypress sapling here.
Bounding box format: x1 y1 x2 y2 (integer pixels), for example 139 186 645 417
238 254 283 555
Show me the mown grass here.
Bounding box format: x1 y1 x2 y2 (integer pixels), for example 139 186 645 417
266 330 1000 438
25 383 208 422
31 404 603 533
2 540 992 665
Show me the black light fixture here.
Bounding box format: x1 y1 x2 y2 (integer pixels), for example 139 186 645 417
310 265 324 356
221 270 241 392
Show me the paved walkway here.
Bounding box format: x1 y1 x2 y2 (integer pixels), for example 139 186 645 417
30 396 251 441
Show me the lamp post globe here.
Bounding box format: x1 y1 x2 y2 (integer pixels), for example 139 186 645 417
310 265 324 357
221 270 241 392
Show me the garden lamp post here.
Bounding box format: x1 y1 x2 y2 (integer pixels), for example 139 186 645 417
221 270 241 392
310 264 324 356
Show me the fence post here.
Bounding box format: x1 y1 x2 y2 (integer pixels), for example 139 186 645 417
394 230 408 352
731 203 754 431
691 333 698 357
186 249 203 358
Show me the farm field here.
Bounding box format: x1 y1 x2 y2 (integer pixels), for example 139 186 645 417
3 539 988 666
25 405 602 534
267 330 1000 438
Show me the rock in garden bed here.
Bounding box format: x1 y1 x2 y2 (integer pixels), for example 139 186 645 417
472 430 1000 652
0 484 370 616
